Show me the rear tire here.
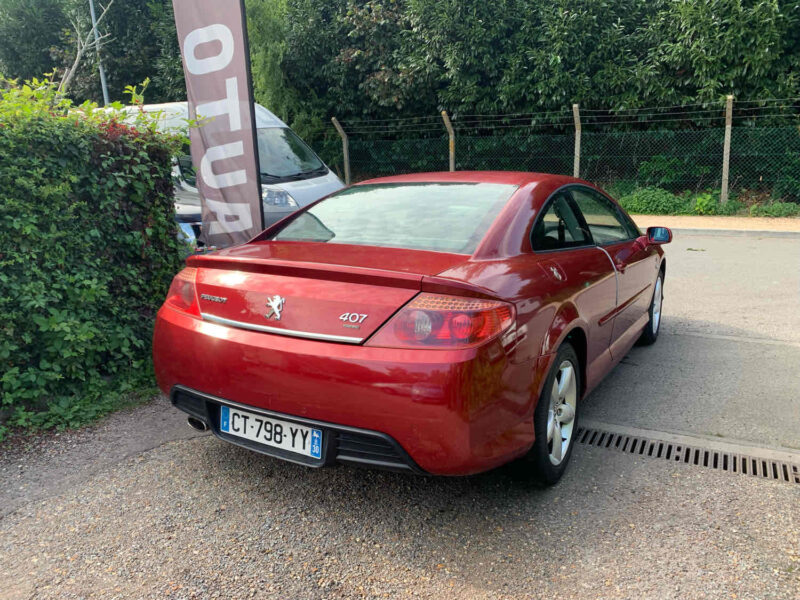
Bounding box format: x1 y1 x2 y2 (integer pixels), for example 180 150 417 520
637 271 664 346
523 343 581 485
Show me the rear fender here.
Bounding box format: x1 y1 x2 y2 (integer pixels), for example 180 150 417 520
540 302 585 356
533 303 588 401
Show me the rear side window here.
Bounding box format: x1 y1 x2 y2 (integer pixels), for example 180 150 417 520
271 182 517 254
570 187 637 244
531 192 590 251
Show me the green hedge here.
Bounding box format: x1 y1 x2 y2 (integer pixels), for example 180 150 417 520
615 186 799 217
749 202 800 217
618 187 692 215
0 80 183 436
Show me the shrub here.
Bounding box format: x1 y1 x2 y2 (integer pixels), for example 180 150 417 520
0 78 184 436
691 192 717 215
618 187 691 215
714 199 747 216
749 202 800 218
603 180 638 200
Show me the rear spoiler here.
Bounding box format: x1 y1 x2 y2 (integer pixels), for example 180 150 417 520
186 253 502 301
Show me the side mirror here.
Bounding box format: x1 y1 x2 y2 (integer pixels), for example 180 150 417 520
646 226 672 245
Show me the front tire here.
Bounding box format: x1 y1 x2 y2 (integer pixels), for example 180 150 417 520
637 271 664 346
523 343 581 485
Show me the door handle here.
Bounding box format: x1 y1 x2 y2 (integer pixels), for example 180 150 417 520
614 260 627 273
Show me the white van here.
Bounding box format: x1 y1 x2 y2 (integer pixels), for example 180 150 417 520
120 102 344 246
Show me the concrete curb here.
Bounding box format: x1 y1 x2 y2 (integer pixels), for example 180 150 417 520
670 227 800 239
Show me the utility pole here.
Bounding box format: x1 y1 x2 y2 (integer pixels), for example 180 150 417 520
441 111 455 171
720 95 734 204
572 104 582 178
331 117 351 185
89 0 110 105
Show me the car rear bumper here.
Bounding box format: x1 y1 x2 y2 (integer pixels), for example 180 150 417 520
153 306 547 475
171 385 425 473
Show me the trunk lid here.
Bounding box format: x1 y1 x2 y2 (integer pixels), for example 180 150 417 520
190 241 469 343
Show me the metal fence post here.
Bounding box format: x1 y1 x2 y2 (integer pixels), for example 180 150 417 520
331 117 351 185
441 111 455 171
720 95 733 204
572 104 582 178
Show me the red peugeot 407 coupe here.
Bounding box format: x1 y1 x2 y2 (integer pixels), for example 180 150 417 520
153 172 671 484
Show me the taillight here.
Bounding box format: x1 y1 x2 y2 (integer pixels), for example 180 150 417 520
164 267 200 316
366 293 514 349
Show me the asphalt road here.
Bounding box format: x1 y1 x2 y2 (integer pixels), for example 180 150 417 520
585 233 800 449
1 232 799 599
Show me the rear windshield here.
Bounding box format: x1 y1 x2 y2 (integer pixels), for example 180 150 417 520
271 182 517 254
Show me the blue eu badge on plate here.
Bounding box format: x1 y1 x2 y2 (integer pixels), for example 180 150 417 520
311 429 322 459
220 405 230 432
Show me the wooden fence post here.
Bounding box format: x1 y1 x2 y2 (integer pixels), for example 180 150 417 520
441 111 455 171
331 117 350 185
720 95 734 204
572 103 581 178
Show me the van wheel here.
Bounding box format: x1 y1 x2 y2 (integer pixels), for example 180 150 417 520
524 343 580 485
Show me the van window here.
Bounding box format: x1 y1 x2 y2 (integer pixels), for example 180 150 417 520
257 127 324 178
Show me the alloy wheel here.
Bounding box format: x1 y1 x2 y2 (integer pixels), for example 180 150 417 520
547 360 578 465
652 276 663 334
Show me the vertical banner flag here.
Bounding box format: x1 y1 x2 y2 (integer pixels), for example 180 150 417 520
172 0 263 247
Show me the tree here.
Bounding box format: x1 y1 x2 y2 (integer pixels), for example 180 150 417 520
0 0 183 104
0 0 68 80
635 0 799 104
247 0 293 121
147 0 184 102
58 0 114 97
63 0 181 103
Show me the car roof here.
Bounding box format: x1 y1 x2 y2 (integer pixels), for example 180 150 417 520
356 171 578 187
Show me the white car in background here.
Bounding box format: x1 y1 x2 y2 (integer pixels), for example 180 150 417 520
120 102 344 247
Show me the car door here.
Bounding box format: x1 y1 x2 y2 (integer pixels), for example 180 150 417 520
568 186 658 359
530 190 617 393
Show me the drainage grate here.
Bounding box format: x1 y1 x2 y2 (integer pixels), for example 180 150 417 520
576 425 800 485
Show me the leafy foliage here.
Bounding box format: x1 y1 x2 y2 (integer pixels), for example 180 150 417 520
0 78 183 436
637 156 713 192
0 0 67 82
612 187 768 216
247 0 800 127
0 0 182 104
691 192 718 216
618 188 691 215
749 201 800 217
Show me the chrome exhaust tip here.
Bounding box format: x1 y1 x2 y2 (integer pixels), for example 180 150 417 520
187 416 209 432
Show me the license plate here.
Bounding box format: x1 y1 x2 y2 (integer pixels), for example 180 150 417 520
219 405 322 459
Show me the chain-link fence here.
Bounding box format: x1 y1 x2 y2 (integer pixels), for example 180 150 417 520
582 128 725 192
729 127 800 200
349 137 448 180
309 100 800 205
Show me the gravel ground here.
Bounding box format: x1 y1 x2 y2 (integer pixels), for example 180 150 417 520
1 430 798 600
0 396 201 519
583 233 800 448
